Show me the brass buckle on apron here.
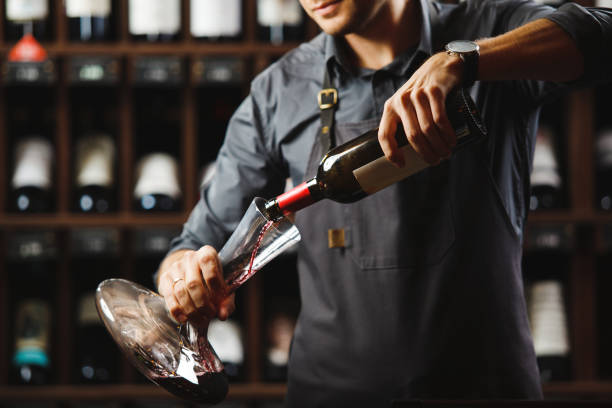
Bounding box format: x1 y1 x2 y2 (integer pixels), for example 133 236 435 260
318 88 338 110
328 228 346 248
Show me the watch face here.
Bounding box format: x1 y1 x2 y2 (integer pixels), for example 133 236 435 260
446 40 479 53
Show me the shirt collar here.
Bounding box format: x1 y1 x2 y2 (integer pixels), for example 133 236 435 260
323 0 434 78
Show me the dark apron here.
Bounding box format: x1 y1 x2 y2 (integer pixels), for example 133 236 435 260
286 76 542 407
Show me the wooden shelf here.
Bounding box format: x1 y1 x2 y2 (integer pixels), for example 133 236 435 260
1 382 612 402
0 42 300 57
0 213 187 228
0 383 287 401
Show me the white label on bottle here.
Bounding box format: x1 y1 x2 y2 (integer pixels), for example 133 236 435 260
12 136 54 190
78 293 102 325
283 0 303 26
595 0 612 7
134 152 182 199
352 144 430 195
75 133 115 188
208 319 244 364
15 300 50 353
6 0 48 21
190 0 241 37
128 0 180 36
66 0 111 18
257 0 284 26
529 281 570 356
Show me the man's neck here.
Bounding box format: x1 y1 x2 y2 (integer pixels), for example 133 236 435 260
344 0 421 70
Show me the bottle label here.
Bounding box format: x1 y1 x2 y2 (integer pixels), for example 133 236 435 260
190 0 241 38
14 300 50 367
78 293 102 326
258 0 303 27
12 136 54 190
134 153 182 199
75 134 115 188
66 0 111 18
6 0 48 22
207 319 244 364
353 144 430 195
528 280 570 356
128 0 180 36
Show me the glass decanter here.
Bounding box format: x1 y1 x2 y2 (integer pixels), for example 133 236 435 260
96 198 300 404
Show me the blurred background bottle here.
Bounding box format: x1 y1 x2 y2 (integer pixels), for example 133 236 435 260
66 0 113 42
257 0 305 44
129 0 180 42
11 136 54 213
73 134 116 213
5 0 50 42
530 125 563 211
190 0 242 42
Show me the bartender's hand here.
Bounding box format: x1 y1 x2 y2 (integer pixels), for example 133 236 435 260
378 51 464 167
157 247 235 326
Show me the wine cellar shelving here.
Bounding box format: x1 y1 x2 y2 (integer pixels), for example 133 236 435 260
1 0 612 406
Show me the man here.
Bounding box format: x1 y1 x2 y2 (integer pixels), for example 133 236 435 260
157 0 612 406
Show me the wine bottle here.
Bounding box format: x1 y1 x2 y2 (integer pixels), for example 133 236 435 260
73 133 116 213
11 136 54 213
134 152 182 212
12 299 51 385
264 88 486 220
207 319 244 381
529 125 563 211
190 0 242 42
528 280 571 382
5 0 50 42
264 311 296 381
76 292 115 383
128 0 180 42
66 0 112 42
596 129 612 210
257 0 305 44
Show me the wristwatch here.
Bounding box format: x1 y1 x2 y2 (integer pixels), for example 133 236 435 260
445 40 480 88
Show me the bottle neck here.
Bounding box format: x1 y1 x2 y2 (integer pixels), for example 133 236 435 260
264 178 321 220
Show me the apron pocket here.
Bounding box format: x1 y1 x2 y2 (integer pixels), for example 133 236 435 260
347 162 456 270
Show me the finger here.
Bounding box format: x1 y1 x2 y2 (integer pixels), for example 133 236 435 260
218 294 236 321
171 266 198 318
378 99 404 167
411 90 450 160
164 292 186 324
427 86 456 151
397 93 438 164
183 251 209 310
197 245 224 309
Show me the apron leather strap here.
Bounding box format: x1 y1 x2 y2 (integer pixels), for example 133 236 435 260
317 66 338 154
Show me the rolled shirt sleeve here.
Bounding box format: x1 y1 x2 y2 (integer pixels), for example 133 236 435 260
545 3 612 84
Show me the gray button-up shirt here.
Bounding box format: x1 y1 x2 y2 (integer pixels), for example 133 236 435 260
169 0 612 256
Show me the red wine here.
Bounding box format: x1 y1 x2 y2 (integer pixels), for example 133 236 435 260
225 220 274 292
264 88 486 220
155 372 228 404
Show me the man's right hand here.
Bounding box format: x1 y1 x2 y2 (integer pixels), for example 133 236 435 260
157 246 235 325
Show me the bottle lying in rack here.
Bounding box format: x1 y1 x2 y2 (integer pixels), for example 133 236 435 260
190 0 242 42
264 311 296 382
207 319 244 381
74 133 116 213
527 280 571 382
264 88 487 220
529 125 563 211
5 0 50 42
13 299 52 385
134 152 182 212
596 129 612 210
66 0 113 42
11 136 54 213
257 0 305 44
128 0 180 42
